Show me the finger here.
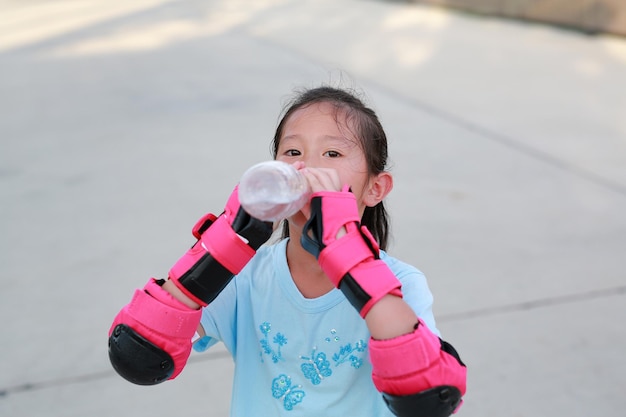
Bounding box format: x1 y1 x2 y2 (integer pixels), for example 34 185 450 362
302 168 341 192
302 169 330 193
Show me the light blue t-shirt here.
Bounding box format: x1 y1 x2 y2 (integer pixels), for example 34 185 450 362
199 238 439 417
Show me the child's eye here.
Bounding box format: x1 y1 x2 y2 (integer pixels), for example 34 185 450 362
284 149 301 157
324 150 341 158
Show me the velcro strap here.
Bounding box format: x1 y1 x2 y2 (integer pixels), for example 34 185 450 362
203 215 256 274
124 288 201 339
318 230 374 286
369 319 442 379
143 279 192 311
192 212 218 239
346 260 402 317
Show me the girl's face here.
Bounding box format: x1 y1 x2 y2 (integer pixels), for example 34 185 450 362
275 101 389 225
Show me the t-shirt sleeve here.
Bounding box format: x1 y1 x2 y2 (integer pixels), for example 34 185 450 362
198 277 238 354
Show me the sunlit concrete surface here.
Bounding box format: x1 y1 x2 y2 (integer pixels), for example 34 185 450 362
1 0 625 416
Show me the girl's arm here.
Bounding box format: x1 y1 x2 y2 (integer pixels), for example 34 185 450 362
301 188 467 417
108 186 272 385
365 294 418 339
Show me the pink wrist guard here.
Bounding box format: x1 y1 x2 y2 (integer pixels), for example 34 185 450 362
302 187 401 317
369 319 467 403
168 186 272 307
109 279 202 382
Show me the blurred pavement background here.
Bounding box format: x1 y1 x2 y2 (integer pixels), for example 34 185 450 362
1 0 625 416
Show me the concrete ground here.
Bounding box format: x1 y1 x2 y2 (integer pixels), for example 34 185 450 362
1 0 625 416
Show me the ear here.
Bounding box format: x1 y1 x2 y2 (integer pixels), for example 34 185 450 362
364 172 393 207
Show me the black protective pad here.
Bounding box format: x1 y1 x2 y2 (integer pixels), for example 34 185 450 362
108 324 174 385
382 386 462 417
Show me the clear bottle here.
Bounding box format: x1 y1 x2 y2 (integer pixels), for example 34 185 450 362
238 160 310 222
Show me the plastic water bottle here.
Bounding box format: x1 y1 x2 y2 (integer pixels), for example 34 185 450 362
238 160 310 221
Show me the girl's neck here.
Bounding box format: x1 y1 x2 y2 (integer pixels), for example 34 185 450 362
285 231 335 299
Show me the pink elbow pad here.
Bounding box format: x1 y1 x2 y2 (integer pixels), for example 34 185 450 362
369 319 467 398
109 279 202 380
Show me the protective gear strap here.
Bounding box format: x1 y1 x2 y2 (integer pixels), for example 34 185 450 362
169 216 255 282
338 260 403 317
127 280 200 337
369 319 466 406
108 279 202 384
191 212 218 239
202 215 256 273
318 227 375 286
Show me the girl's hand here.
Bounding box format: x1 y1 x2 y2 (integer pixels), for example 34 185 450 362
298 165 342 193
293 163 342 221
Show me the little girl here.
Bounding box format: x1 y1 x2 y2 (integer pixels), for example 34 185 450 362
109 86 467 416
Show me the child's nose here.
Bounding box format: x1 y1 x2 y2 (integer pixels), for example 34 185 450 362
301 153 321 168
